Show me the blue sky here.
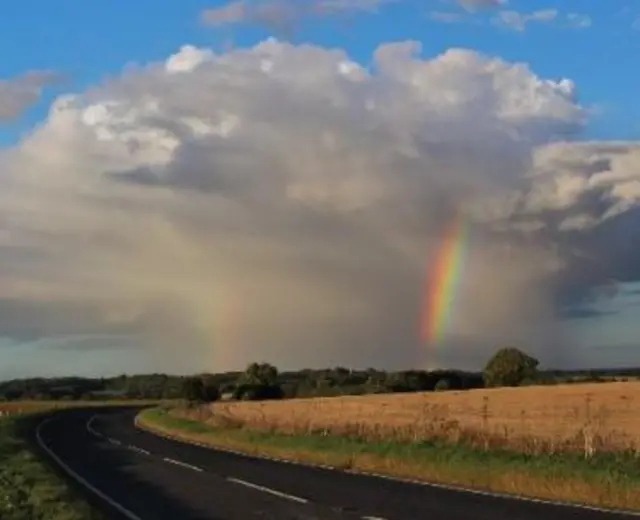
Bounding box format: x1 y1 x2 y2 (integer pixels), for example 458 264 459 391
2 0 640 377
2 0 640 144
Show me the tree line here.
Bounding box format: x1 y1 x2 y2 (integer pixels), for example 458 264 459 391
1 347 634 403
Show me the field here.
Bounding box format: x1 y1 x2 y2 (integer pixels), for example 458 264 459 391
137 382 640 510
138 383 640 510
186 381 640 456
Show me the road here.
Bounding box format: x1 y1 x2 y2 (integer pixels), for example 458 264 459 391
33 407 639 520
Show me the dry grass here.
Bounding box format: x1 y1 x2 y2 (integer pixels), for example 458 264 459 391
0 399 166 418
182 381 640 456
139 406 640 511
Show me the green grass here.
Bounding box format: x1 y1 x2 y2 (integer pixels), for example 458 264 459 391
138 407 640 511
0 401 163 520
0 412 105 520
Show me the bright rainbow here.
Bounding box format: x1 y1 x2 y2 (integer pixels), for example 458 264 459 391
421 214 469 345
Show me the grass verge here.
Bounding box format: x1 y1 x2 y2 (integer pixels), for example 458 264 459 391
138 406 640 512
0 411 106 520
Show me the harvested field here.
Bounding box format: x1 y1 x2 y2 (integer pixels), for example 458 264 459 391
0 401 64 416
184 382 640 455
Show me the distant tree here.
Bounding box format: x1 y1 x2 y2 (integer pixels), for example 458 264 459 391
182 375 220 403
483 347 539 388
234 363 283 401
233 383 284 401
434 378 451 391
200 375 221 403
240 363 278 386
182 377 205 403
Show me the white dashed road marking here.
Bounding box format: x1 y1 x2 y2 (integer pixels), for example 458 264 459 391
128 445 151 455
163 457 204 472
227 477 309 504
137 420 640 518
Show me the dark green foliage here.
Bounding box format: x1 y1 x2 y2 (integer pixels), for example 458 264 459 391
182 375 220 403
233 384 284 401
3 355 640 403
231 363 284 401
434 378 451 391
239 363 279 386
483 347 540 388
182 377 205 403
200 375 221 402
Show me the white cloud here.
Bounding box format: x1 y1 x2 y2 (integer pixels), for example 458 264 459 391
566 12 592 29
428 11 467 23
201 0 390 32
1 40 639 375
457 0 506 12
494 9 592 32
0 71 62 122
494 9 558 31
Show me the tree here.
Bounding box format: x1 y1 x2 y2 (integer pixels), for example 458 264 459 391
200 375 221 403
434 378 451 391
182 377 205 403
182 375 220 403
239 363 278 386
483 347 539 388
234 363 283 401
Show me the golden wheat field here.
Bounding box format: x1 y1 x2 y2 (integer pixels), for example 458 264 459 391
186 382 640 455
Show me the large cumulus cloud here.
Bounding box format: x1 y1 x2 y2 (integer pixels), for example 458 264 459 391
1 40 638 374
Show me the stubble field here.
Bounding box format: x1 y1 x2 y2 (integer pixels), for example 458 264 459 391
187 381 640 455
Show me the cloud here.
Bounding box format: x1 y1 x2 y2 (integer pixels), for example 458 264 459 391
566 12 592 29
0 71 62 122
201 0 390 33
428 11 467 24
1 40 640 375
493 9 592 32
456 0 506 12
493 9 558 31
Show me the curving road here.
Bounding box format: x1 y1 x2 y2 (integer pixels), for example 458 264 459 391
32 407 640 520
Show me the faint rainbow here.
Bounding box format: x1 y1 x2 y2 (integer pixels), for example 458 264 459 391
421 214 469 346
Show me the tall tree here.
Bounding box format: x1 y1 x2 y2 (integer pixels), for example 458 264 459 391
483 347 539 388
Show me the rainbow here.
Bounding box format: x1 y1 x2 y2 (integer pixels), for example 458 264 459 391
421 214 469 346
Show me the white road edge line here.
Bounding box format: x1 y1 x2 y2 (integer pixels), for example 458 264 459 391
227 477 308 504
36 417 142 520
136 419 640 518
163 457 203 472
108 438 121 446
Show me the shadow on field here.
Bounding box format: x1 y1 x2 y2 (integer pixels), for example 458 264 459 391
18 407 222 520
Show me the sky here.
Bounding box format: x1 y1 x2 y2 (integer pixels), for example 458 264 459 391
1 0 640 379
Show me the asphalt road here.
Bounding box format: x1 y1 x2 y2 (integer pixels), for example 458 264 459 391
33 407 640 520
